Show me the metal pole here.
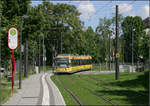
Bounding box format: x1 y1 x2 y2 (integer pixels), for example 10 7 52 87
123 38 124 64
24 40 28 78
60 32 62 54
12 50 15 93
26 40 27 77
0 0 1 103
148 8 150 106
44 48 46 73
43 36 44 73
24 41 26 77
19 17 23 89
132 28 134 72
52 46 54 69
115 5 119 80
32 42 35 74
108 34 111 70
38 35 41 73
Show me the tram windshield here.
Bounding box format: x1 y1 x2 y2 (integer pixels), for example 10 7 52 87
55 58 69 68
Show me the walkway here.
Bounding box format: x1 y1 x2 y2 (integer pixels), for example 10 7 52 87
3 72 65 105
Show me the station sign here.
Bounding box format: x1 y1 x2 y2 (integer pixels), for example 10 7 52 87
8 27 19 50
8 27 19 94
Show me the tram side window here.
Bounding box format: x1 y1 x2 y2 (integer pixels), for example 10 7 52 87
77 59 80 65
71 59 80 66
88 59 91 64
87 59 89 64
82 59 85 65
84 60 86 65
84 59 91 65
81 59 84 65
79 59 83 65
84 59 87 65
71 60 76 66
89 59 92 64
82 59 87 65
71 59 92 66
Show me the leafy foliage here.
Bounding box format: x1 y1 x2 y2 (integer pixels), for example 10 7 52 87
121 16 147 63
0 0 149 68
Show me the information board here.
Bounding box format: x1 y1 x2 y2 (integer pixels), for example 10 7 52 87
8 27 19 50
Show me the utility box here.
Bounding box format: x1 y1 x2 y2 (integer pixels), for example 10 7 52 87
35 66 39 74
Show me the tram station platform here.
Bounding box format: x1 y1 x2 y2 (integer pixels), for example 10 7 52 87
3 72 65 105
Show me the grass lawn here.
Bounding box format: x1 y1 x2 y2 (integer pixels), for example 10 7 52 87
92 65 108 71
1 83 11 104
40 66 53 72
1 77 18 104
51 71 149 105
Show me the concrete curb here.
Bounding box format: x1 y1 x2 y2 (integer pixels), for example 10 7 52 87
47 73 66 105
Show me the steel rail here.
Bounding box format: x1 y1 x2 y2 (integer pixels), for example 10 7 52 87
80 77 144 104
88 75 148 96
66 76 118 106
86 75 147 105
55 75 83 106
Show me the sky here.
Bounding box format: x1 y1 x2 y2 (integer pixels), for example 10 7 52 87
31 0 149 31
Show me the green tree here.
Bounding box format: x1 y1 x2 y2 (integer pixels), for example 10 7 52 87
34 1 84 65
1 0 31 68
121 16 146 63
139 31 149 63
96 17 112 62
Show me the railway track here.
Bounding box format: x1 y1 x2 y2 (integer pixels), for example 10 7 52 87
66 76 118 106
88 75 148 97
78 75 111 91
55 75 83 106
54 73 147 105
84 75 147 105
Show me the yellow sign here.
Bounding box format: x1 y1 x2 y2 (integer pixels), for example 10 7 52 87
116 53 120 58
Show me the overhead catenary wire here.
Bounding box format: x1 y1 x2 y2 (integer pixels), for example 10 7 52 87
86 1 113 29
93 1 113 17
118 0 136 13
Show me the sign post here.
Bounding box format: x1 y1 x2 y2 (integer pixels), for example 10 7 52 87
8 27 19 94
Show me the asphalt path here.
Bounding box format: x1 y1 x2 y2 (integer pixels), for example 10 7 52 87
3 72 65 105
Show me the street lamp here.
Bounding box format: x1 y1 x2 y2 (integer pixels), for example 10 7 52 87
19 14 29 89
132 28 135 72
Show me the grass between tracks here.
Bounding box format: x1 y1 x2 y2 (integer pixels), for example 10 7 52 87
51 70 149 105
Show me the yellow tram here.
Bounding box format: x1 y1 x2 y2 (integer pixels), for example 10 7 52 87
55 54 92 73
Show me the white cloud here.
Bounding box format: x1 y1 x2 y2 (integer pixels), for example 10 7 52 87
139 5 149 19
128 12 136 17
143 5 149 17
77 1 95 19
112 4 134 16
113 4 149 19
118 4 133 14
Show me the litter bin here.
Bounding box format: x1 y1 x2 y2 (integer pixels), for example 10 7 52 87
35 66 39 74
